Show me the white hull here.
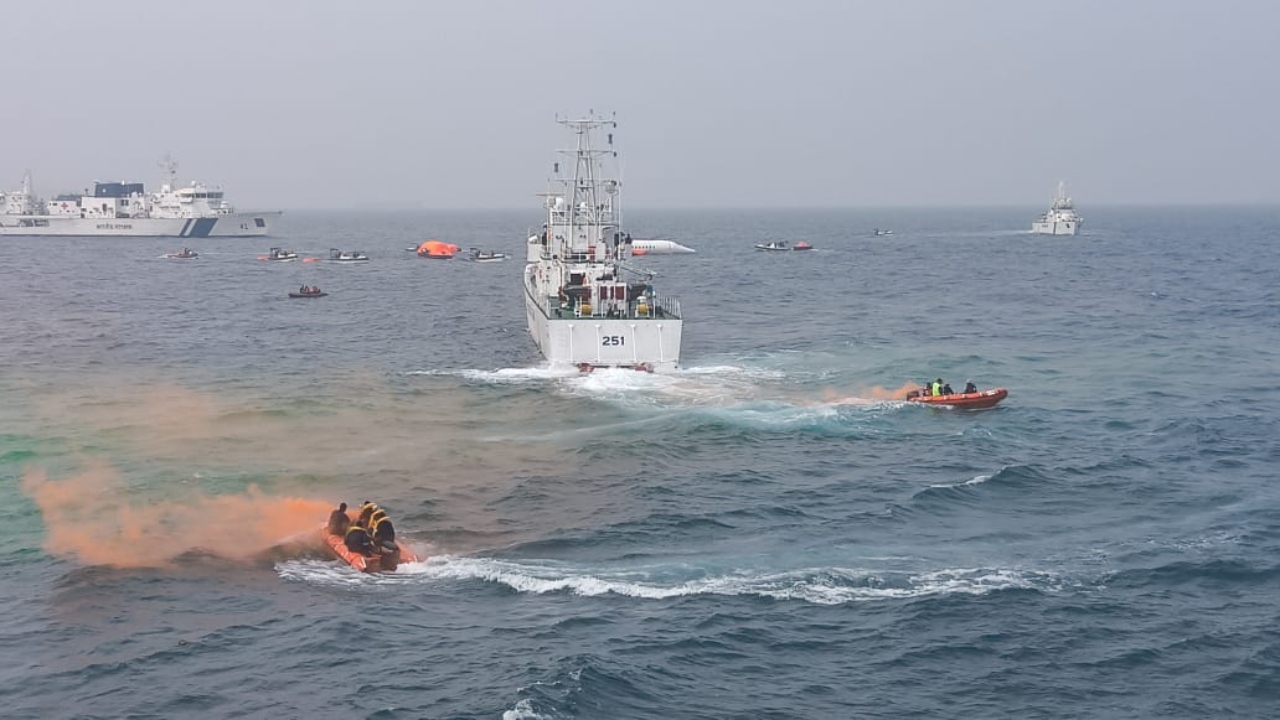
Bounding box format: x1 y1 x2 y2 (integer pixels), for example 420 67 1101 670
630 239 694 254
1031 221 1080 236
1032 181 1082 236
525 270 682 372
0 211 282 237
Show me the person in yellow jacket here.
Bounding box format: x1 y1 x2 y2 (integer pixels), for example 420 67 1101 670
344 524 374 556
931 379 943 397
356 501 379 528
371 514 396 545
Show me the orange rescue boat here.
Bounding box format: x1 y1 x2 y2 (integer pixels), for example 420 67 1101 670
320 524 420 573
906 388 1009 409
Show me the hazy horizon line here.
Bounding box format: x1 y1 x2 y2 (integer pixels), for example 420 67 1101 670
273 201 1280 213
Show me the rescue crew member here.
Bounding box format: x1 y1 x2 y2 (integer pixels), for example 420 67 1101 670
344 524 374 555
964 380 978 394
357 501 379 528
932 379 943 397
327 502 350 536
371 515 396 545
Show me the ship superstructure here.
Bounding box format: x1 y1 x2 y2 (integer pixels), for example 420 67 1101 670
1031 180 1083 235
523 115 683 372
0 158 281 237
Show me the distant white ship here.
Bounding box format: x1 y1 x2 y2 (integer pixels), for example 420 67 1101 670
1031 180 1082 236
0 157 281 237
524 114 684 372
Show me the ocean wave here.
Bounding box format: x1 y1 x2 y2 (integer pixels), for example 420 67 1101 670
502 698 555 720
1 447 38 464
912 464 1055 501
1104 558 1280 590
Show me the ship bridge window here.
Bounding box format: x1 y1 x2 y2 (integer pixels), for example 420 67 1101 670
254 218 265 228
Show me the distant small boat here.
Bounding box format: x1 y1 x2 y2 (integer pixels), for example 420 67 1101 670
872 228 894 236
164 248 198 259
754 241 791 251
328 248 369 262
468 248 508 263
289 286 327 298
755 241 812 251
259 247 298 261
907 388 1008 409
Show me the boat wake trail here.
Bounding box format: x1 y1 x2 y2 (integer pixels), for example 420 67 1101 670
278 555 1073 604
424 362 926 439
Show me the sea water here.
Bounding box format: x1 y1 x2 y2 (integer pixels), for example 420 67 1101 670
1 206 1278 718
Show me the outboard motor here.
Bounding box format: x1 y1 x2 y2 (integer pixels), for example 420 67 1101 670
378 540 401 571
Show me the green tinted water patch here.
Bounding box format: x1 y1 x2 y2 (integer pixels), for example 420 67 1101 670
2 445 39 466
1 434 79 478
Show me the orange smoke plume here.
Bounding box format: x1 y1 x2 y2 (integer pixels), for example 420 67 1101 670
816 381 922 404
22 460 333 568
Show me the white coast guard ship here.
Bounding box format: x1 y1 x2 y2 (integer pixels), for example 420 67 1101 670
1031 180 1083 236
0 158 281 237
524 115 684 372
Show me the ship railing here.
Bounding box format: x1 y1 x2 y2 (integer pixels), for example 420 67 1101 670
545 296 681 320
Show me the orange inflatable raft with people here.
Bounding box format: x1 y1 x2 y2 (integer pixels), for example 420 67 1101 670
906 387 1009 409
320 504 420 572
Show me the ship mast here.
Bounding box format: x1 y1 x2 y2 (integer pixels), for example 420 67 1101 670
158 154 179 192
1054 180 1072 210
556 112 619 247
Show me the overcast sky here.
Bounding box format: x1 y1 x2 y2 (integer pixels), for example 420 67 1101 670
2 0 1277 209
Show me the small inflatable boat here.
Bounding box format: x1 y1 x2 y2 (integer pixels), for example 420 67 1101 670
907 388 1008 409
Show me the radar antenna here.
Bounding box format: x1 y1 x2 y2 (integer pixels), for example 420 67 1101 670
158 154 179 190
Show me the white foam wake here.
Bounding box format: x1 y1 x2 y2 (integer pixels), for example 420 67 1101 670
380 557 1067 605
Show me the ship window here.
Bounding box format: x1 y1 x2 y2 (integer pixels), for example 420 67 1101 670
254 218 266 228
